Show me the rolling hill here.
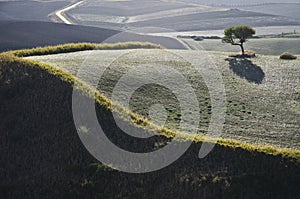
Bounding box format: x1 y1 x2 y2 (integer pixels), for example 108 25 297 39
1 0 300 198
28 47 300 149
0 43 299 198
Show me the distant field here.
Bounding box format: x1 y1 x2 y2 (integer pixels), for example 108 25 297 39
237 3 300 20
0 0 70 21
178 0 300 6
151 26 300 38
128 9 300 32
0 21 119 52
178 1 300 19
66 0 300 32
0 21 186 52
182 38 300 55
28 49 300 149
69 0 193 17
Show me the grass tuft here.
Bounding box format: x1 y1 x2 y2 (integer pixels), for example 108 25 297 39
279 52 297 60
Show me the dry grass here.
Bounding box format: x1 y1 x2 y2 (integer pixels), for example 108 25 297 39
12 42 162 57
228 50 256 58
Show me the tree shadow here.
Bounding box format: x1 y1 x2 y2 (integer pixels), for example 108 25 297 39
225 58 265 84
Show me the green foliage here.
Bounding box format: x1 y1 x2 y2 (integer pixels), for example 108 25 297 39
222 25 256 44
222 25 256 55
212 176 221 184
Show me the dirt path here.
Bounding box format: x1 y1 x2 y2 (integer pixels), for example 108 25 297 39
55 0 85 24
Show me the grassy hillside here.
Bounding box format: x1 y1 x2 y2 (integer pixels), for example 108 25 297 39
0 43 299 198
29 47 300 150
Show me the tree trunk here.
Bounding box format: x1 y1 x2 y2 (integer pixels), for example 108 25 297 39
240 43 245 55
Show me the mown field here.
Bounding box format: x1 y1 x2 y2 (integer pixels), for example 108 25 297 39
28 47 300 149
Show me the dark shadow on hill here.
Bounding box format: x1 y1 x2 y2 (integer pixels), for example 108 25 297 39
225 58 265 84
0 21 187 52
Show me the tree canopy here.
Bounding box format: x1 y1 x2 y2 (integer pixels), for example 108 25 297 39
222 25 256 55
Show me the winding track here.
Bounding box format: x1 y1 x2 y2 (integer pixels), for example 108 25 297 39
55 0 85 24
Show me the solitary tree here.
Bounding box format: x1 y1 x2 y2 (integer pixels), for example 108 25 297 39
222 25 256 56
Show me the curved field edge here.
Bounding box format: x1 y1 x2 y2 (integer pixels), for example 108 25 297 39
12 42 163 57
1 42 299 163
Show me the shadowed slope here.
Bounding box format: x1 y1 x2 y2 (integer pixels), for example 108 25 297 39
0 21 119 52
0 21 186 53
